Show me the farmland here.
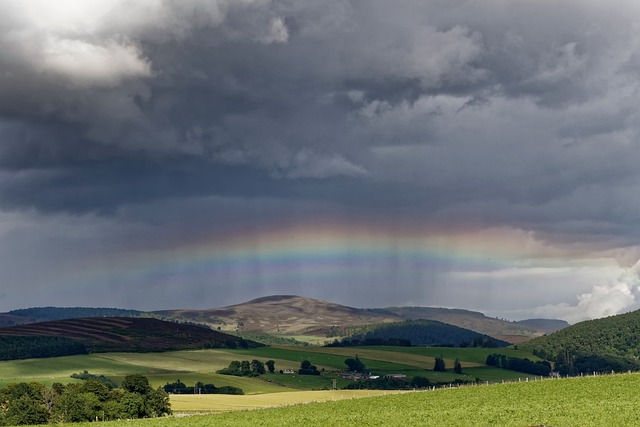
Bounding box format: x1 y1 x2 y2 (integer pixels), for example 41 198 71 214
49 373 640 426
0 344 549 412
1 344 638 425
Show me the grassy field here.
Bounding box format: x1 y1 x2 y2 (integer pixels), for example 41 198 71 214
0 346 538 391
0 354 163 387
55 373 640 426
358 346 542 364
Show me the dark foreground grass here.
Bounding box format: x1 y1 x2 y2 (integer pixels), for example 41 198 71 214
56 373 640 427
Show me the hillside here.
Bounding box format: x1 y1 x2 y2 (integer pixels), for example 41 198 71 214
0 317 260 355
331 319 510 347
0 296 561 343
156 295 400 336
0 307 144 327
521 309 640 374
516 318 569 334
523 309 640 359
378 306 546 343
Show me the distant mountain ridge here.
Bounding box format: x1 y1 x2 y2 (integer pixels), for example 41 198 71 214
156 295 555 342
516 318 569 334
0 295 565 342
376 306 547 343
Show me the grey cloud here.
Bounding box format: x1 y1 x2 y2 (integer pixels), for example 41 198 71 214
4 1 640 315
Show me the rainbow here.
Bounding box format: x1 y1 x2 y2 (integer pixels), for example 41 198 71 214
58 220 612 308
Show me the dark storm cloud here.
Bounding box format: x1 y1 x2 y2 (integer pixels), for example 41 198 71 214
3 1 640 317
0 1 638 228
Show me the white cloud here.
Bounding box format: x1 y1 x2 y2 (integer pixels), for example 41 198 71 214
40 37 151 87
531 260 640 323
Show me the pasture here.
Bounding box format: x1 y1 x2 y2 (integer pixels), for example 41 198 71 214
53 373 640 426
0 346 540 393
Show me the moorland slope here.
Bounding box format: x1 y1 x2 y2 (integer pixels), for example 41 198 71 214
159 295 549 342
0 317 259 354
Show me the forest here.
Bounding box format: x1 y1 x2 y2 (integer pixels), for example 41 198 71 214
0 374 170 426
0 336 87 361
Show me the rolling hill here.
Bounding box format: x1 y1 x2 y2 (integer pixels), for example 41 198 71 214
0 317 260 355
0 307 145 328
515 318 569 334
330 319 511 347
522 309 640 359
521 309 640 374
157 295 553 342
0 295 563 343
155 295 400 336
377 306 547 343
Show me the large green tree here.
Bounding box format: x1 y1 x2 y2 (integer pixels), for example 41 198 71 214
454 358 462 374
121 374 152 395
265 360 276 374
434 355 446 372
345 355 366 373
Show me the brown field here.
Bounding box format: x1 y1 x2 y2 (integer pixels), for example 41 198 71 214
169 389 411 412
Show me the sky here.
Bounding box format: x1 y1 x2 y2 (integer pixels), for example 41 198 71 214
3 1 640 323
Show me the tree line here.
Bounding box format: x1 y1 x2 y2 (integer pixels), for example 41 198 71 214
218 359 276 376
0 374 170 426
486 354 551 376
162 379 243 395
0 336 87 361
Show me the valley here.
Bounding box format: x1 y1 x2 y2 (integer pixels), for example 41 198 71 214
0 295 636 426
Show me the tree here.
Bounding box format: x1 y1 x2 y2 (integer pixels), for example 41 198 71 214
298 360 320 375
454 358 462 374
5 395 50 426
80 379 112 401
434 355 446 372
163 379 189 394
116 392 145 419
52 391 96 423
240 360 251 375
121 374 152 395
265 360 275 374
410 376 430 388
345 355 366 373
144 388 172 417
250 359 265 375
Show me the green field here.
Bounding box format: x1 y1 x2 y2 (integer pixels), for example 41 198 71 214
1 345 628 425
0 346 538 392
51 374 640 426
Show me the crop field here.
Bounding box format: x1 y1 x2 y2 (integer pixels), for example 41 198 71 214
170 389 408 412
228 346 450 374
302 346 483 368
60 373 640 426
358 346 542 364
227 346 531 382
0 346 539 391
